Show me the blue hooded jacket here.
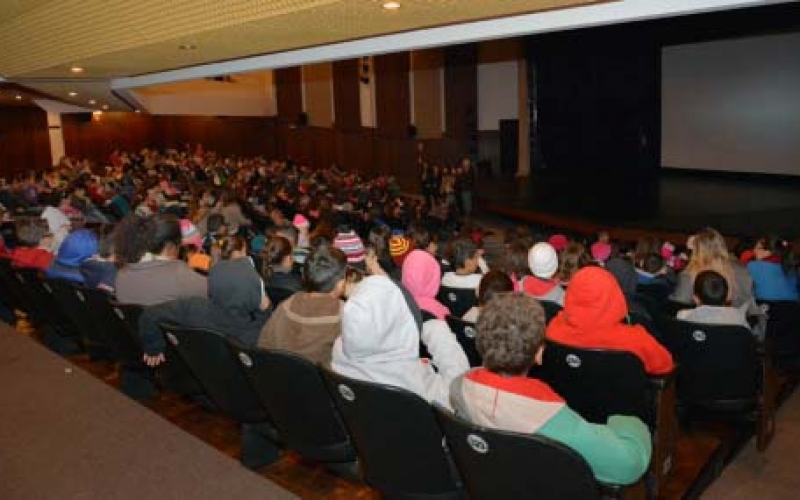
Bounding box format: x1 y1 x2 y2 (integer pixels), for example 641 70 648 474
46 229 98 283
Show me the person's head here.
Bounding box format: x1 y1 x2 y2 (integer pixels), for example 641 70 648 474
477 293 546 375
206 213 227 236
450 237 479 273
276 225 298 247
755 235 797 274
693 270 729 307
477 271 514 306
407 222 435 254
642 253 665 275
528 242 559 280
402 249 442 300
113 214 156 265
218 235 248 260
503 241 530 278
150 214 183 258
303 244 347 295
208 258 268 314
260 235 293 277
558 242 590 283
16 223 49 248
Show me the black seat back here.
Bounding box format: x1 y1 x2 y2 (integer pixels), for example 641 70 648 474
662 319 758 411
46 279 115 360
264 286 295 308
20 269 82 352
446 316 482 367
537 341 652 424
159 323 268 423
434 406 602 500
759 300 800 373
0 257 28 315
437 286 477 318
321 366 462 500
234 347 355 463
537 300 563 324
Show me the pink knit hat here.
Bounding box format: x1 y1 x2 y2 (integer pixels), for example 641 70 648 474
292 214 309 228
591 241 611 262
548 234 569 252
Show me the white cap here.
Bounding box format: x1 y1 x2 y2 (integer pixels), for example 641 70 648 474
528 242 559 279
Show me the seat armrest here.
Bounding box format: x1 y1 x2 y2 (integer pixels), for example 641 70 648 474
646 371 678 500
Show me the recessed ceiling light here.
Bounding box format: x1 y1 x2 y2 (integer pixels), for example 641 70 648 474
88 99 96 105
178 44 197 50
93 110 103 116
382 1 401 10
15 95 22 100
68 91 78 97
135 109 141 113
70 66 84 74
102 104 109 110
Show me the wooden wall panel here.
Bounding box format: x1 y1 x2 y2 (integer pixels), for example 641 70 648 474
444 44 478 143
274 67 303 124
374 52 411 139
336 129 375 177
411 49 444 139
333 59 361 132
303 62 334 128
0 106 50 178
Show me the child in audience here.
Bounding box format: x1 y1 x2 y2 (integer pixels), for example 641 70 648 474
46 229 98 284
450 293 652 485
462 270 513 323
258 245 346 364
202 213 227 253
522 242 565 306
402 249 450 320
677 270 752 331
332 274 469 410
746 236 798 302
441 238 483 290
547 266 674 375
10 224 54 270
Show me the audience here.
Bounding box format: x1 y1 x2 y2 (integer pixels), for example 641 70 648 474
450 293 652 485
46 229 98 283
461 270 514 323
745 235 798 302
402 249 450 320
522 242 565 305
677 270 753 331
440 238 483 290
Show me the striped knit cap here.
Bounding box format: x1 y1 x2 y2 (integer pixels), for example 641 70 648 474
333 230 366 265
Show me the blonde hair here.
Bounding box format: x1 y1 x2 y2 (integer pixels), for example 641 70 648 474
685 228 735 300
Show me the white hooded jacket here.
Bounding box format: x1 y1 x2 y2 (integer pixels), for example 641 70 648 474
331 275 469 409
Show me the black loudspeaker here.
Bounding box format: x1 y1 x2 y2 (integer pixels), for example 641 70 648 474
297 112 308 127
75 112 93 124
407 124 417 138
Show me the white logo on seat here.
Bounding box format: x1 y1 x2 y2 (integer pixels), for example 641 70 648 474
42 283 52 293
467 434 489 454
76 290 85 302
448 292 457 302
166 332 178 346
465 326 476 338
338 384 356 402
113 308 125 320
238 352 253 368
692 330 706 342
566 354 581 368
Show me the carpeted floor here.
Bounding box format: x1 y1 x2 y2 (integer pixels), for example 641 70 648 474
701 387 800 500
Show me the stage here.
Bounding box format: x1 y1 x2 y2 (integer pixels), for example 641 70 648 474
477 169 800 241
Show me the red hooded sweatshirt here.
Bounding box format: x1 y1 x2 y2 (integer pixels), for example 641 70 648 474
546 266 674 376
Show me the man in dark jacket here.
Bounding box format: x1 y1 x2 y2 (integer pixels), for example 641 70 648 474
138 257 270 366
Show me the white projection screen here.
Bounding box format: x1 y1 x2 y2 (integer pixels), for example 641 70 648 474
661 32 800 176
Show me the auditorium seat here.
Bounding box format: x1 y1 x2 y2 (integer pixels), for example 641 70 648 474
320 366 464 500
158 322 281 469
233 346 358 477
758 300 800 374
537 299 563 324
445 315 482 367
45 278 116 361
437 286 477 319
534 340 677 499
434 405 622 500
661 319 777 452
19 269 83 354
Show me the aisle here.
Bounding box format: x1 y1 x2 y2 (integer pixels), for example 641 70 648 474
702 388 800 500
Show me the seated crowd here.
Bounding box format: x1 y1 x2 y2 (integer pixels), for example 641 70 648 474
2 145 799 489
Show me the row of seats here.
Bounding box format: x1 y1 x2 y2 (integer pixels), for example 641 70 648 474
0 259 784 499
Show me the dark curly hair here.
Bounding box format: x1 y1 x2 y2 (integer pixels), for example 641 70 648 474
476 293 545 375
260 235 293 279
303 244 347 293
113 214 156 265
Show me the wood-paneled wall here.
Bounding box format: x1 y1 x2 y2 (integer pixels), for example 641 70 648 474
0 106 51 178
61 114 279 163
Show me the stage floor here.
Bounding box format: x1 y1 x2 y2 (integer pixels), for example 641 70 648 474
477 169 800 239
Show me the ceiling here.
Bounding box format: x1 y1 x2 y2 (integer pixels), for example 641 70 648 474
0 0 790 113
0 0 601 79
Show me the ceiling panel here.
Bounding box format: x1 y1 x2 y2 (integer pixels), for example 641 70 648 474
0 0 603 78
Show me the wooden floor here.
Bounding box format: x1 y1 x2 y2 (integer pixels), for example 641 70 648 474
14 322 785 500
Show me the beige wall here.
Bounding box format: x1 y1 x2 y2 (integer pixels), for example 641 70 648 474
302 62 334 127
411 49 444 138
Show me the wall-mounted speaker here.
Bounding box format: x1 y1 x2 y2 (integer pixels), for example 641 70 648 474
75 112 93 124
297 112 308 127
